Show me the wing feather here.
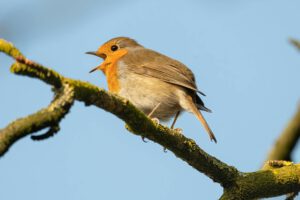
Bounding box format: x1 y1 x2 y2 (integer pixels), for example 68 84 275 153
123 48 206 96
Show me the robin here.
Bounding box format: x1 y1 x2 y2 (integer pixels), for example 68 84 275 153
87 37 217 142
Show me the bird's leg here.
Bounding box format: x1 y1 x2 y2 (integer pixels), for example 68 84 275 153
142 103 161 143
148 103 161 124
170 111 183 133
170 111 180 129
148 102 161 118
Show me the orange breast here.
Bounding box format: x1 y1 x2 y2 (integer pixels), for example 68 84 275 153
105 62 120 93
100 49 128 93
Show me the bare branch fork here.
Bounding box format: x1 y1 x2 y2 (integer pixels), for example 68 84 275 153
1 38 300 199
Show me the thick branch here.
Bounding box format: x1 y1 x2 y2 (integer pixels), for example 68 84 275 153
1 38 238 187
75 86 239 187
266 106 300 161
2 38 300 199
221 162 300 199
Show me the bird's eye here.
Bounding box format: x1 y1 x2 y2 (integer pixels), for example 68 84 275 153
111 45 118 51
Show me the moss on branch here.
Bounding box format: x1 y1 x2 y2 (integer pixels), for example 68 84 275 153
1 38 300 199
1 38 238 187
0 39 23 58
0 82 74 156
11 57 63 88
7 45 239 187
221 163 300 199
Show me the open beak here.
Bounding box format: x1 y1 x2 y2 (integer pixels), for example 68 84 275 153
86 51 106 73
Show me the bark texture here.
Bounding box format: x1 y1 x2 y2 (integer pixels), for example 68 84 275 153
1 38 300 199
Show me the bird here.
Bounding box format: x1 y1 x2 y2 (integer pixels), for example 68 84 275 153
86 37 217 142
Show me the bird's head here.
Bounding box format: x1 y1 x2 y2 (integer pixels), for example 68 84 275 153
86 37 141 73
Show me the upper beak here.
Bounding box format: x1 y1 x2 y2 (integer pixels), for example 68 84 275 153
86 51 106 73
86 51 98 56
86 51 106 59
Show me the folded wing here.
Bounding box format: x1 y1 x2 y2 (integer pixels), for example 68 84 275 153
124 48 206 96
123 48 211 112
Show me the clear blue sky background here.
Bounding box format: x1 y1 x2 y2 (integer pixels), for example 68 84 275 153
1 1 300 199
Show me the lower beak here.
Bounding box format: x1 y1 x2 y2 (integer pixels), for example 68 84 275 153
86 51 106 73
89 65 101 73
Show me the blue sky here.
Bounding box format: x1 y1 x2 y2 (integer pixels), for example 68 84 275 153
1 1 300 199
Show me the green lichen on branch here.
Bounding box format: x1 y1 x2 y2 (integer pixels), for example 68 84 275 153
1 38 300 199
0 83 74 156
221 164 300 200
0 38 238 187
0 39 23 58
11 57 63 88
68 77 239 187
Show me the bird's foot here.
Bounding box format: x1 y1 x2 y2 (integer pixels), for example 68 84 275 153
173 128 183 134
141 136 148 143
163 147 167 153
151 117 160 125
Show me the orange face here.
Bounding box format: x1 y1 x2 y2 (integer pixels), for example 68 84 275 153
88 39 129 93
87 37 141 92
89 40 128 74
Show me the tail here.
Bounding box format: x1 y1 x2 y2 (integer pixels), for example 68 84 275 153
190 101 217 143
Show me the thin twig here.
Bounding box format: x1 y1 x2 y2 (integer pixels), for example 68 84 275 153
0 82 74 156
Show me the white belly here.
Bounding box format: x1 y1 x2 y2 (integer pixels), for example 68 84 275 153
118 72 182 120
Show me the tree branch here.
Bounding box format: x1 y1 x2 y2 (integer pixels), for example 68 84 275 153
290 38 300 51
0 81 74 156
1 38 300 199
265 105 300 161
263 39 300 163
1 38 238 187
221 162 300 200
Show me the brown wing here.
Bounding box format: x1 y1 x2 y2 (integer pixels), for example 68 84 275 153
123 48 206 96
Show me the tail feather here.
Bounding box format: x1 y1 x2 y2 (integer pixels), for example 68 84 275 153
190 102 217 143
198 105 212 113
195 94 212 113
